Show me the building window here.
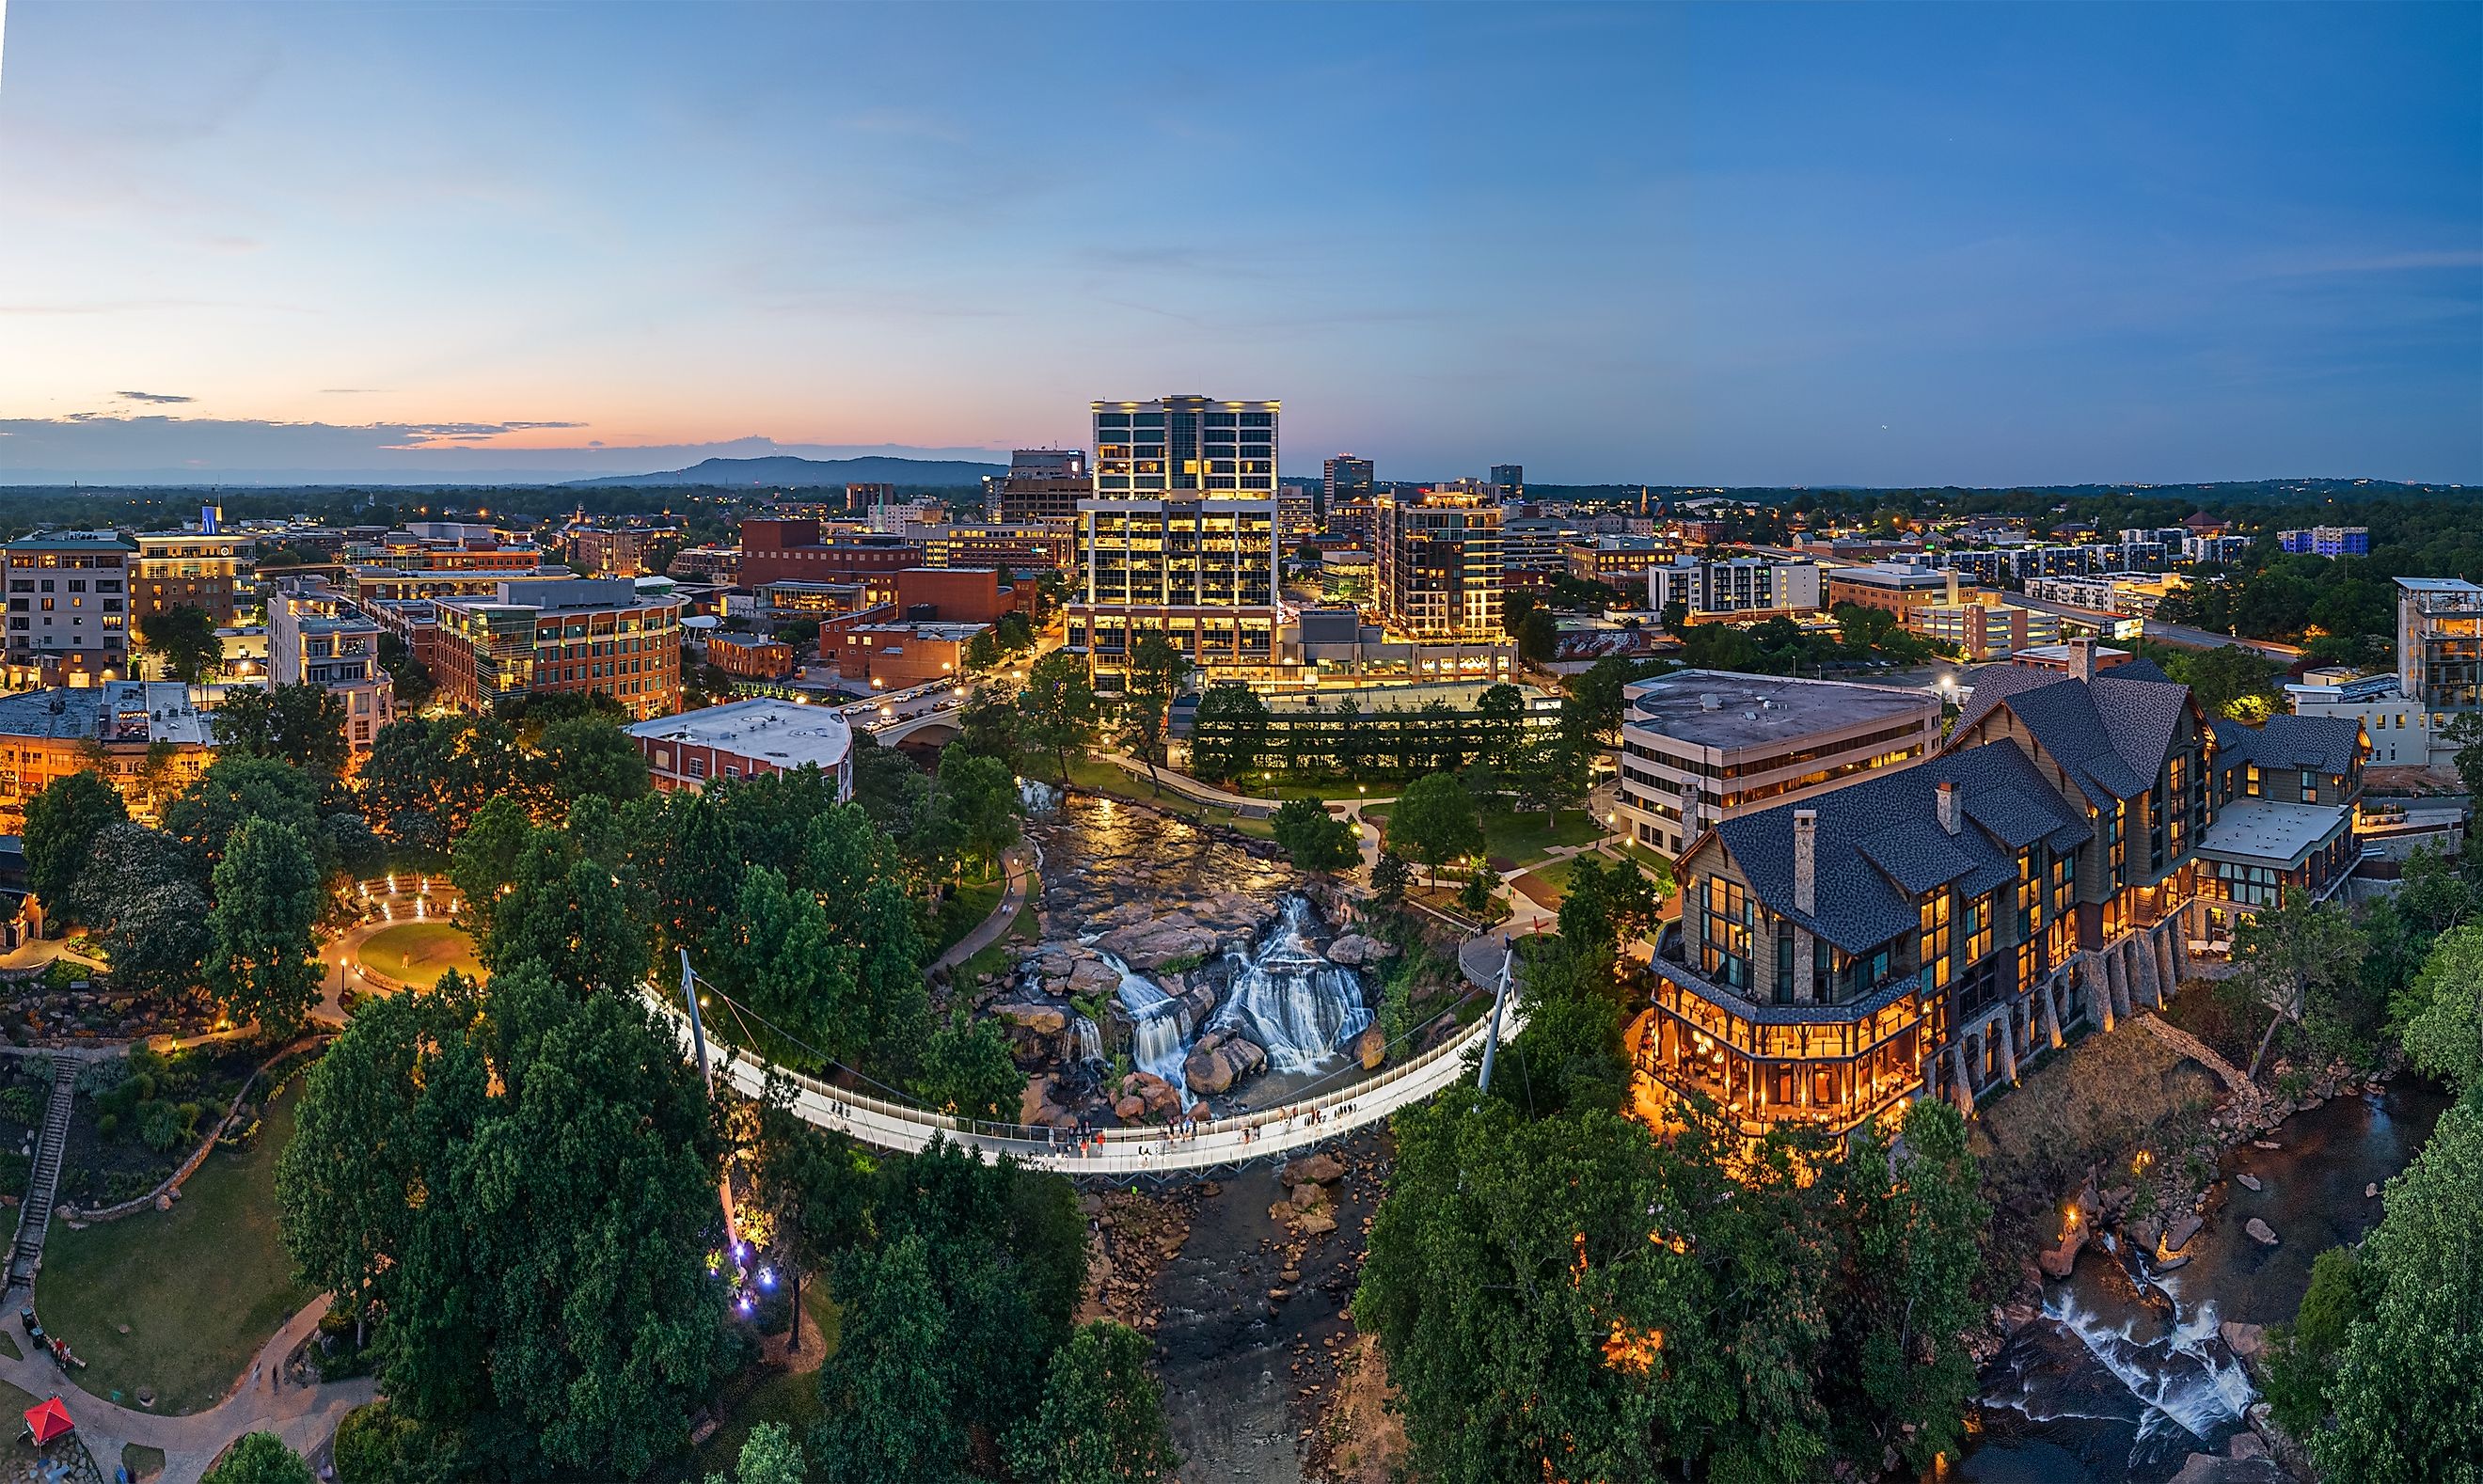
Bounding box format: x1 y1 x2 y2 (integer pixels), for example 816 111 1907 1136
1919 892 1952 994
1699 876 1751 990
2245 763 2260 797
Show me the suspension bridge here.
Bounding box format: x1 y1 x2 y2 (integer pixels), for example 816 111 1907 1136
648 940 1526 1177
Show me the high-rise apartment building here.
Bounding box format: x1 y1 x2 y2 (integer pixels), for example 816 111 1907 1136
269 583 396 752
1375 484 1505 639
1072 397 1282 685
1321 455 1374 530
2279 526 2370 558
995 450 1091 524
1646 556 1824 616
4 531 134 687
1489 464 1525 498
132 526 257 627
2395 577 2483 712
431 577 684 720
1093 396 1279 496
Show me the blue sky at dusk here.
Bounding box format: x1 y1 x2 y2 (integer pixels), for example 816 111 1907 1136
1 1 2476 485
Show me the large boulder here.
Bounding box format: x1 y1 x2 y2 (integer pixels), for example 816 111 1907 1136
1326 933 1395 966
2163 1212 2204 1254
1356 1022 1387 1070
1097 917 1220 971
2220 1320 2266 1361
1284 1152 1347 1189
1185 1045 1238 1097
2245 1217 2280 1247
1066 955 1122 995
993 1002 1068 1037
1128 1073 1183 1119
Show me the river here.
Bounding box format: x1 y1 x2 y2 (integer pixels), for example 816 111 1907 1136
1969 1076 2451 1482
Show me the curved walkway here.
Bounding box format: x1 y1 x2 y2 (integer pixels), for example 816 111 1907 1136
925 846 1036 982
1095 754 1280 817
653 938 1526 1177
0 1293 374 1484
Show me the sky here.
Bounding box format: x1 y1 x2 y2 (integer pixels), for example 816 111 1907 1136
0 1 2478 487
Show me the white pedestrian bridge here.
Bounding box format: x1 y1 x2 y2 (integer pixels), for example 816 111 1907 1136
645 941 1524 1177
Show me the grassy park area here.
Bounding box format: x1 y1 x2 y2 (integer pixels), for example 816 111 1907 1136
356 920 483 989
1058 757 1276 840
38 1078 315 1413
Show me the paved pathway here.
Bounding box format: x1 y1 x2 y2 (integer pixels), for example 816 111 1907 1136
925 847 1036 982
1094 754 1280 817
0 1293 373 1484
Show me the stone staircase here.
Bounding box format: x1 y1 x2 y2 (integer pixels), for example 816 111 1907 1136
7 1058 77 1292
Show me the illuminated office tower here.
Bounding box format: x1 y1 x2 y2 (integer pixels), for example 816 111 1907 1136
1376 483 1504 639
1092 395 1279 495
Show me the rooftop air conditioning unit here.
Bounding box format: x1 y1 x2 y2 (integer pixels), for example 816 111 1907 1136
1699 693 1722 710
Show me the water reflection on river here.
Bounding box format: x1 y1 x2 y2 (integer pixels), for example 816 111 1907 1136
1968 1077 2450 1482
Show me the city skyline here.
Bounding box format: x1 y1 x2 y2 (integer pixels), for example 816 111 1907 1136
2 3 2478 486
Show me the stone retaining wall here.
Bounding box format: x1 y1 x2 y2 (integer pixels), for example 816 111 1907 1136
62 1034 331 1224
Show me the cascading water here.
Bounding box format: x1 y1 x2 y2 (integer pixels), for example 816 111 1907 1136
1018 778 1063 816
1206 894 1373 1075
1067 1014 1103 1066
1114 960 1196 1106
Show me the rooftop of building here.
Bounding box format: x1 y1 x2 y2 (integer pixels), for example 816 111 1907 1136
1566 534 1669 551
1953 657 2193 809
1623 671 1937 750
0 681 216 746
437 577 683 614
1261 679 1557 716
626 698 853 771
845 621 988 641
708 631 791 651
2396 576 2483 595
1709 737 2093 955
5 530 133 552
1828 561 1948 586
2196 797 2351 870
2208 714 2365 776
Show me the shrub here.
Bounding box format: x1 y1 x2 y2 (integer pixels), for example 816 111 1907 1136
0 1086 37 1127
0 1153 28 1195
74 1055 131 1097
140 1099 185 1152
96 1113 116 1139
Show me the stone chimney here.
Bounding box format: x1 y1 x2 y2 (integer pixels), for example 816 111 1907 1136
2070 636 2096 682
1793 809 1817 913
1936 780 1963 835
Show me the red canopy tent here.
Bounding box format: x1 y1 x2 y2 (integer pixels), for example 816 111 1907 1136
23 1396 72 1446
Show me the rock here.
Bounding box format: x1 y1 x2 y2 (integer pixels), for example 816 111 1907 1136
1284 1152 1347 1188
1184 1046 1237 1097
2221 1320 2266 1361
2155 1254 2190 1271
993 1002 1068 1037
2236 1172 2263 1192
2227 1431 2267 1461
2365 1182 2380 1198
2103 1184 2136 1218
1355 1022 1386 1070
1298 1208 1337 1236
2168 1453 2287 1484
1114 1095 1145 1122
1096 919 1219 971
2245 1217 2279 1247
1128 1073 1183 1118
1019 1076 1057 1126
1326 933 1393 966
2164 1212 2204 1253
1290 1182 1326 1210
1066 956 1121 995
2252 1139 2280 1150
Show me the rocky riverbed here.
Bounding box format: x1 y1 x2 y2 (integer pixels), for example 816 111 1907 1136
976 798 1395 1131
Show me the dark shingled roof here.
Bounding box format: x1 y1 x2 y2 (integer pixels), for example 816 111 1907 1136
1954 662 2196 810
2208 714 2364 776
1712 738 2091 955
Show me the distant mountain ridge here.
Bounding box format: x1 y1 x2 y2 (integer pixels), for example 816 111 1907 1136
568 454 1005 488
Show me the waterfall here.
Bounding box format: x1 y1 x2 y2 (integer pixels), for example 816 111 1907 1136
2040 1286 2254 1453
1207 894 1373 1075
1113 960 1195 1107
1068 1014 1103 1066
1019 778 1062 815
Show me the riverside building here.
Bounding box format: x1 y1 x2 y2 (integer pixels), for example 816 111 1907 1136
1374 483 1504 639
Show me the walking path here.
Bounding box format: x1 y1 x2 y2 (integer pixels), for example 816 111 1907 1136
0 1293 374 1484
1094 754 1281 817
925 846 1036 982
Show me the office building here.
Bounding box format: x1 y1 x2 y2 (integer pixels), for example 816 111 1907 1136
627 698 853 798
1321 455 1374 529
993 450 1090 524
913 521 1075 574
825 617 986 687
2025 572 2185 617
894 567 1036 626
1906 602 2061 662
737 520 925 591
0 681 218 831
845 482 896 517
1614 671 1942 856
1502 514 1583 575
2182 533 2254 566
1093 395 1278 496
704 631 798 682
2284 668 2443 769
1072 395 1281 684
4 531 135 687
431 577 684 720
1646 556 1824 617
1489 465 1525 499
568 526 683 579
2394 577 2483 713
268 584 396 752
1826 562 1959 615
2279 526 2370 558
1638 649 2212 1134
1563 535 1673 593
1375 485 1504 639
131 526 257 628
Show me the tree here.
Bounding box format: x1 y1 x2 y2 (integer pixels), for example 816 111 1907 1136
2315 1097 2483 1483
963 628 1003 672
2230 888 2366 1079
535 713 651 812
201 1432 314 1484
205 817 324 1030
1270 798 1358 875
1387 773 1483 887
1483 939 1629 1117
1456 863 1499 921
927 743 1020 882
1514 607 1560 669
1371 850 1412 905
1006 1320 1181 1484
913 1009 1023 1122
1116 632 1191 791
377 630 435 709
361 715 528 855
1557 854 1662 951
810 1234 964 1484
1187 683 1270 783
214 684 350 776
722 863 858 1059
1509 735 1589 823
277 965 729 1479
480 828 649 998
1475 683 1527 764
164 752 329 882
1826 1099 1986 1474
2172 644 2285 722
139 603 223 683
1564 656 1636 748
1017 651 1100 785
752 1077 877 1356
1660 597 1691 637
69 822 209 999
2448 710 2483 806
22 770 127 915
708 1423 807 1484
2393 923 2483 1094
2259 1246 2379 1438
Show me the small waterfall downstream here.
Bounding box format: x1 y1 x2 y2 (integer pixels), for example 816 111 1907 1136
1207 894 1373 1075
1114 961 1196 1105
1067 1014 1103 1066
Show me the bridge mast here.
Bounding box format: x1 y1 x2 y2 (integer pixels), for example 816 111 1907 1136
1475 939 1514 1098
682 950 738 1238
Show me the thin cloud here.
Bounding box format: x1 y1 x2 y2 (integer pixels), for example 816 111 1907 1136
319 387 389 395
116 390 194 404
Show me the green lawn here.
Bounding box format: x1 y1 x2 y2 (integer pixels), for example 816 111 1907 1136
356 920 482 989
38 1077 316 1413
929 878 1006 957
1479 808 1607 866
956 898 1037 984
1059 757 1276 839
